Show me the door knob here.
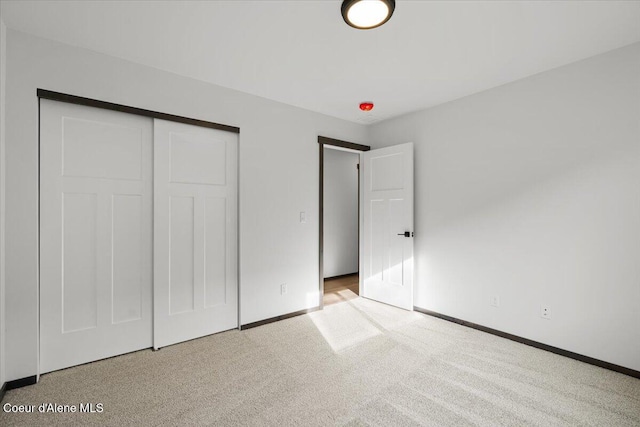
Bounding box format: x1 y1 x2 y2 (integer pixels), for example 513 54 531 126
397 231 413 237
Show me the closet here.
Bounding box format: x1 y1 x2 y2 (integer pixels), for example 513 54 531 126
39 97 238 373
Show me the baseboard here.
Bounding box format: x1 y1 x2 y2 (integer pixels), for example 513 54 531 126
0 375 38 402
240 306 321 330
324 272 359 281
4 375 37 392
414 307 640 379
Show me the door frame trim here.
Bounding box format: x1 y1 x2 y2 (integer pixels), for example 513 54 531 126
318 136 370 309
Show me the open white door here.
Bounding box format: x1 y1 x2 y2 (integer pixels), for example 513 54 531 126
361 142 414 310
153 119 238 349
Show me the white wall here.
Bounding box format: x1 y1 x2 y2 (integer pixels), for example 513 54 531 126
323 148 359 278
0 17 7 387
3 29 367 381
368 42 640 371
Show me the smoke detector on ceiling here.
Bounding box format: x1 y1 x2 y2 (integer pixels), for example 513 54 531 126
359 102 374 111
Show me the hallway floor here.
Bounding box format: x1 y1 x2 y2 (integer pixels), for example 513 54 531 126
323 274 359 306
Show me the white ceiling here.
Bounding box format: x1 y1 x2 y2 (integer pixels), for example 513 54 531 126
2 1 640 124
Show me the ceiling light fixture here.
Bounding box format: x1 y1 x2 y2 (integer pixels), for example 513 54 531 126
341 0 395 30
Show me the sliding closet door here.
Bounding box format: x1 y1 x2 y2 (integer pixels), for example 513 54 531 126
153 119 238 349
40 100 153 373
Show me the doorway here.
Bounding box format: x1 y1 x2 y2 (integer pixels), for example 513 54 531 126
318 136 370 308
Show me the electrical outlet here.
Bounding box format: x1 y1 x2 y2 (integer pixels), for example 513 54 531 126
300 212 306 223
280 283 287 295
540 304 551 320
491 295 500 307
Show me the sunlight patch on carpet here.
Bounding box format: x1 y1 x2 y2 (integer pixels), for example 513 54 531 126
308 300 382 352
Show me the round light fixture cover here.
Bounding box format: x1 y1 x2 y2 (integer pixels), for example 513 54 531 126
342 0 396 30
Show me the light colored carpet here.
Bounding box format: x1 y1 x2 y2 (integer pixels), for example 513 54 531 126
2 297 639 426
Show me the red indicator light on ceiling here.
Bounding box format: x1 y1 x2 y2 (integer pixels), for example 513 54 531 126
359 102 374 111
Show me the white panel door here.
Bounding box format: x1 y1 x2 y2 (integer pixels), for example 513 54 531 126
153 119 238 349
361 143 414 310
40 100 153 373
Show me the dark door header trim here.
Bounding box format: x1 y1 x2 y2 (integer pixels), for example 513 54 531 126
318 136 370 151
37 89 240 134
